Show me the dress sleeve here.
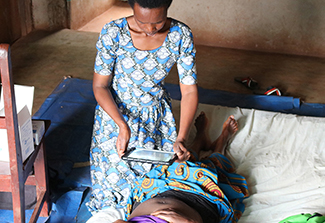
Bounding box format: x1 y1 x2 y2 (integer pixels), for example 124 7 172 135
176 25 197 85
94 21 119 76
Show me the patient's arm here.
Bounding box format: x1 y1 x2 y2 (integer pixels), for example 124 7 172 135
113 220 127 223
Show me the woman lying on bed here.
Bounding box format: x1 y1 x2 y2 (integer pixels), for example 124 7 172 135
112 112 250 223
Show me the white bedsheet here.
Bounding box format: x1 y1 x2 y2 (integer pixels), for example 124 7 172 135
87 101 325 223
172 101 325 223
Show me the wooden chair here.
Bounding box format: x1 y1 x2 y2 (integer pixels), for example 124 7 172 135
0 43 50 223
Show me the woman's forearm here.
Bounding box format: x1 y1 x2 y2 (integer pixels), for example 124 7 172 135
93 72 127 129
93 72 131 156
93 86 127 128
177 84 198 142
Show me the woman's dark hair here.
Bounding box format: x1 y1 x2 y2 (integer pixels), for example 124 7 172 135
128 0 173 9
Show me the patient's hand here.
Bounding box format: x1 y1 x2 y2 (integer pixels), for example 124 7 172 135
173 141 190 162
113 220 127 223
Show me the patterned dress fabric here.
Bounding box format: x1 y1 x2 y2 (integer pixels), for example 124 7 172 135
87 18 197 212
126 153 250 223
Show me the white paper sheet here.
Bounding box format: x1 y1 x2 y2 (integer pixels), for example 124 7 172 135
0 84 34 116
0 84 35 163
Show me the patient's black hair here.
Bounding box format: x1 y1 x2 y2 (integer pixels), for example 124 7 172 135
128 0 173 9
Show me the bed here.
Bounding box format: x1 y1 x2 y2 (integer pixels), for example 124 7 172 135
9 77 323 223
173 101 325 222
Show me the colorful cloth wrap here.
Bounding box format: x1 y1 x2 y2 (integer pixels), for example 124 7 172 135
126 153 250 223
128 215 168 223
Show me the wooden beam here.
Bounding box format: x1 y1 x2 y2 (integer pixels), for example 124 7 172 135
0 117 6 128
1 43 26 223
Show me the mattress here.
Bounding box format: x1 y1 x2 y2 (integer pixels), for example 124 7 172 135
172 101 325 223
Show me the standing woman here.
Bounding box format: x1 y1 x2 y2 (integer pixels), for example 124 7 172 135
87 0 198 213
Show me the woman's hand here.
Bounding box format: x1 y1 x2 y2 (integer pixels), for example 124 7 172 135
173 140 190 162
116 123 131 158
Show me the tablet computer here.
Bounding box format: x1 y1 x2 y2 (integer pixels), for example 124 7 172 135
122 148 177 165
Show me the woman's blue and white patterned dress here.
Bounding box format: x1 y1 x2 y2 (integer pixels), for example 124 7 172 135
87 17 197 212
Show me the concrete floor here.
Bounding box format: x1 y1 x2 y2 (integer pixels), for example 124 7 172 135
8 2 325 115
